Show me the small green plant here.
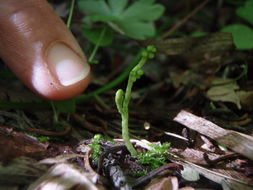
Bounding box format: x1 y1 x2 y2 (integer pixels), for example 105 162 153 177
137 142 171 170
115 45 156 156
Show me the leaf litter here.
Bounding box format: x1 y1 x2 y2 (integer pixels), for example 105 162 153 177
1 0 253 190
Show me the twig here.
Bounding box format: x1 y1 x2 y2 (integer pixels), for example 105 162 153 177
132 163 181 188
204 153 238 166
26 122 72 136
72 114 107 133
161 0 210 39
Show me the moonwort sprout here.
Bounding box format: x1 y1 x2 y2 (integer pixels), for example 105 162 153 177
115 45 156 156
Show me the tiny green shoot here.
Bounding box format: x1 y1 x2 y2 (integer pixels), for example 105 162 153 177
115 45 156 156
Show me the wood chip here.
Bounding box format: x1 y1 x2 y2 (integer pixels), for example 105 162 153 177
173 110 253 160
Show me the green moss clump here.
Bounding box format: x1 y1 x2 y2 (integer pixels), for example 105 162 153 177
131 170 148 177
88 134 103 161
37 136 51 142
137 142 170 170
88 134 115 161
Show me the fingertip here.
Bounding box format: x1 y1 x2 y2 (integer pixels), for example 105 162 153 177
46 43 90 87
0 0 91 100
31 47 91 100
31 66 91 100
42 73 91 100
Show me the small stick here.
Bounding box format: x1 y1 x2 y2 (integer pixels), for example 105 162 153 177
161 0 210 39
204 153 238 166
132 163 181 188
26 122 71 136
72 114 107 133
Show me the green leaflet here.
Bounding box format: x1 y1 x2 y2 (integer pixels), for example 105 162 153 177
78 0 165 40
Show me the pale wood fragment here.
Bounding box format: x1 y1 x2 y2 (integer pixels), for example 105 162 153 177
173 110 253 160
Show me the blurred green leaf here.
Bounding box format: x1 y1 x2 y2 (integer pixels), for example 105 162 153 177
79 0 111 16
108 0 128 16
118 21 155 39
53 99 76 114
225 0 246 6
190 31 207 37
221 24 253 49
82 26 113 46
78 0 165 40
236 0 253 25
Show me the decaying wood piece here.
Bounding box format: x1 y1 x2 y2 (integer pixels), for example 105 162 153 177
144 176 179 190
142 32 233 55
174 158 253 190
28 163 99 190
170 147 253 189
173 110 253 160
0 157 47 186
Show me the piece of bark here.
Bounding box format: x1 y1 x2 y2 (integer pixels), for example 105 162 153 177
0 126 48 163
174 159 253 190
170 147 253 188
0 157 47 185
28 163 99 190
173 110 253 160
142 32 233 55
144 176 178 190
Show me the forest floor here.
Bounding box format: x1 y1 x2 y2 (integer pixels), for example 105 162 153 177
0 0 253 189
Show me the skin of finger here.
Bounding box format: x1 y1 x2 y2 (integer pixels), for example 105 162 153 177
0 0 90 100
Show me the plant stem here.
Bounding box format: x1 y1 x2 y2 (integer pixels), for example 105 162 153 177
121 57 147 156
88 27 106 63
66 0 76 28
50 101 59 123
123 57 146 108
121 98 136 156
115 46 156 157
